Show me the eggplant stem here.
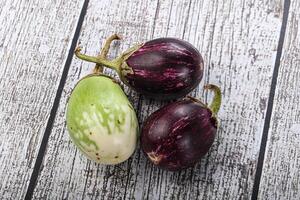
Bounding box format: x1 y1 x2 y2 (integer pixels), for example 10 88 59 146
100 34 122 58
204 84 222 115
75 47 122 74
94 34 122 74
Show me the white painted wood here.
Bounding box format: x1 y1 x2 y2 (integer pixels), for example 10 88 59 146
0 0 85 199
258 0 300 199
31 0 283 199
134 1 284 199
32 0 159 199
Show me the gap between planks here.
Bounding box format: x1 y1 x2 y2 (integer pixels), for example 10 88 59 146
251 0 291 199
24 0 90 199
22 0 290 199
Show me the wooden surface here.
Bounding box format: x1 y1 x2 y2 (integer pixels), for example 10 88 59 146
258 0 300 199
0 0 299 199
0 0 84 199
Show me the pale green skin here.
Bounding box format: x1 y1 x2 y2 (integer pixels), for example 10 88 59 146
66 75 138 164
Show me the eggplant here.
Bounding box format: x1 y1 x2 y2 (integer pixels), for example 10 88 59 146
75 36 204 99
140 85 221 171
66 35 139 164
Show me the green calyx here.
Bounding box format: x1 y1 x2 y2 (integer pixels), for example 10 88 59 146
75 47 122 74
204 84 222 115
188 84 221 128
74 35 142 76
188 84 221 116
93 34 122 74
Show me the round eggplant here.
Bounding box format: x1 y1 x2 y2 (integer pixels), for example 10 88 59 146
140 84 221 171
66 35 138 164
66 75 138 164
75 36 204 100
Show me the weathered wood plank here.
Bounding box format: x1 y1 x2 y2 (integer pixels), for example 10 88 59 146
32 0 159 199
0 0 85 199
135 1 284 200
32 0 283 199
258 0 300 199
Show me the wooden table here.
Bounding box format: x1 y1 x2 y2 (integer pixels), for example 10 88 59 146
0 0 299 199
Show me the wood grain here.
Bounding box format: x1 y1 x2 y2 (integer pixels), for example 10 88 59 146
135 1 284 199
258 0 300 199
0 0 84 198
32 0 159 199
31 0 284 199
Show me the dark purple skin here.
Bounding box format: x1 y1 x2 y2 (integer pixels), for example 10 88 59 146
124 38 204 99
141 98 217 171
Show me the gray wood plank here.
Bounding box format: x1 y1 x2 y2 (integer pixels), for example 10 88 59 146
32 0 159 199
32 0 283 199
0 0 85 199
258 0 300 199
135 1 284 200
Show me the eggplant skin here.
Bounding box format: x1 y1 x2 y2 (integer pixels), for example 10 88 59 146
66 75 138 164
125 38 204 100
141 98 217 171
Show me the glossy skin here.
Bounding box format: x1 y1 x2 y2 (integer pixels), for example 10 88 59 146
67 75 138 164
124 38 204 99
141 98 217 171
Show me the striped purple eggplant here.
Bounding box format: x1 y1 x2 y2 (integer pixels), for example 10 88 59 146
140 84 221 171
75 36 204 99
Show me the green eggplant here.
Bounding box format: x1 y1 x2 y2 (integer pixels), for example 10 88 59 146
66 35 139 164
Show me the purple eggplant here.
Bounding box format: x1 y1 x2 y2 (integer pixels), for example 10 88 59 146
140 84 221 171
75 36 204 99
